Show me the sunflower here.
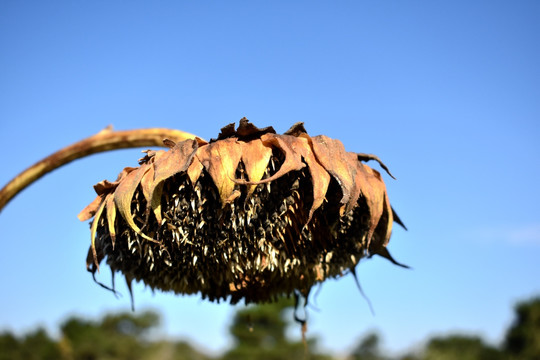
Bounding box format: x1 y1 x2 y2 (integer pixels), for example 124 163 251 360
0 118 406 307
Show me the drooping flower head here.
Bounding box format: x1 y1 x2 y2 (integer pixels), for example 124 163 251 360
78 119 407 305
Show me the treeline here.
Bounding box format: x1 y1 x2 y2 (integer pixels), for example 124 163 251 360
1 296 539 360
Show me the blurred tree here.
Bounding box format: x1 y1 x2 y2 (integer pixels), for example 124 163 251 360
0 327 61 360
21 328 63 360
420 334 503 360
1 310 211 360
0 332 19 360
2 295 540 359
146 340 211 360
60 311 158 360
221 298 334 360
348 332 386 360
503 296 540 359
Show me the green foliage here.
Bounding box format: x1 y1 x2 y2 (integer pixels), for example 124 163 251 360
398 296 540 360
1 295 539 359
348 332 386 360
504 296 540 359
421 335 503 360
60 310 159 360
0 327 61 360
0 310 210 360
145 340 211 360
222 298 333 360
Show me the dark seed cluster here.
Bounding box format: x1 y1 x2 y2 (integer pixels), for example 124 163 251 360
94 154 373 304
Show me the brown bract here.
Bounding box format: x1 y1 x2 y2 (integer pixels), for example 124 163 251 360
79 118 406 304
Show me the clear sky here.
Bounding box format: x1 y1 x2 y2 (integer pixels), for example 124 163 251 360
0 0 539 357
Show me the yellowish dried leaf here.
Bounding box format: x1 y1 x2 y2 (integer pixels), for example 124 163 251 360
150 182 164 225
105 193 117 248
358 164 388 247
196 138 243 205
240 139 273 195
254 133 306 183
140 154 166 225
90 199 107 269
187 157 204 185
293 135 331 222
78 194 104 222
113 163 155 242
310 135 355 214
152 139 198 185
380 192 394 247
78 166 139 221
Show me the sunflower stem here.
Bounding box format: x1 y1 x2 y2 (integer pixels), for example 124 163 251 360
0 126 206 213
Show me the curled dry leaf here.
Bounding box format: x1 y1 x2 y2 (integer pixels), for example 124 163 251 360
82 118 406 304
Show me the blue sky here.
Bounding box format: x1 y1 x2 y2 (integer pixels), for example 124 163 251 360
0 0 538 356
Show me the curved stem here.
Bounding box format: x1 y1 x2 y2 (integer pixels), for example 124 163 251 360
0 127 206 213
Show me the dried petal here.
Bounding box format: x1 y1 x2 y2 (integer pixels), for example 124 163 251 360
149 182 164 225
114 163 155 242
187 157 204 185
79 167 139 221
105 193 117 248
215 122 236 140
236 117 276 138
78 195 104 221
392 207 407 230
380 193 394 246
153 139 198 185
310 135 355 214
283 134 330 222
303 144 331 222
344 153 364 213
283 122 307 136
375 247 409 268
90 199 106 269
140 152 166 224
196 138 243 205
139 140 198 223
356 163 386 246
93 180 119 195
113 167 139 183
94 167 140 198
246 133 306 184
140 162 157 202
240 139 273 195
357 153 396 180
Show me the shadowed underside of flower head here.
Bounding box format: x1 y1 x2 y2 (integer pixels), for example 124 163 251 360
78 118 407 304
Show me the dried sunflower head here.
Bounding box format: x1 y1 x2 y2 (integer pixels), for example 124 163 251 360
78 118 406 305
